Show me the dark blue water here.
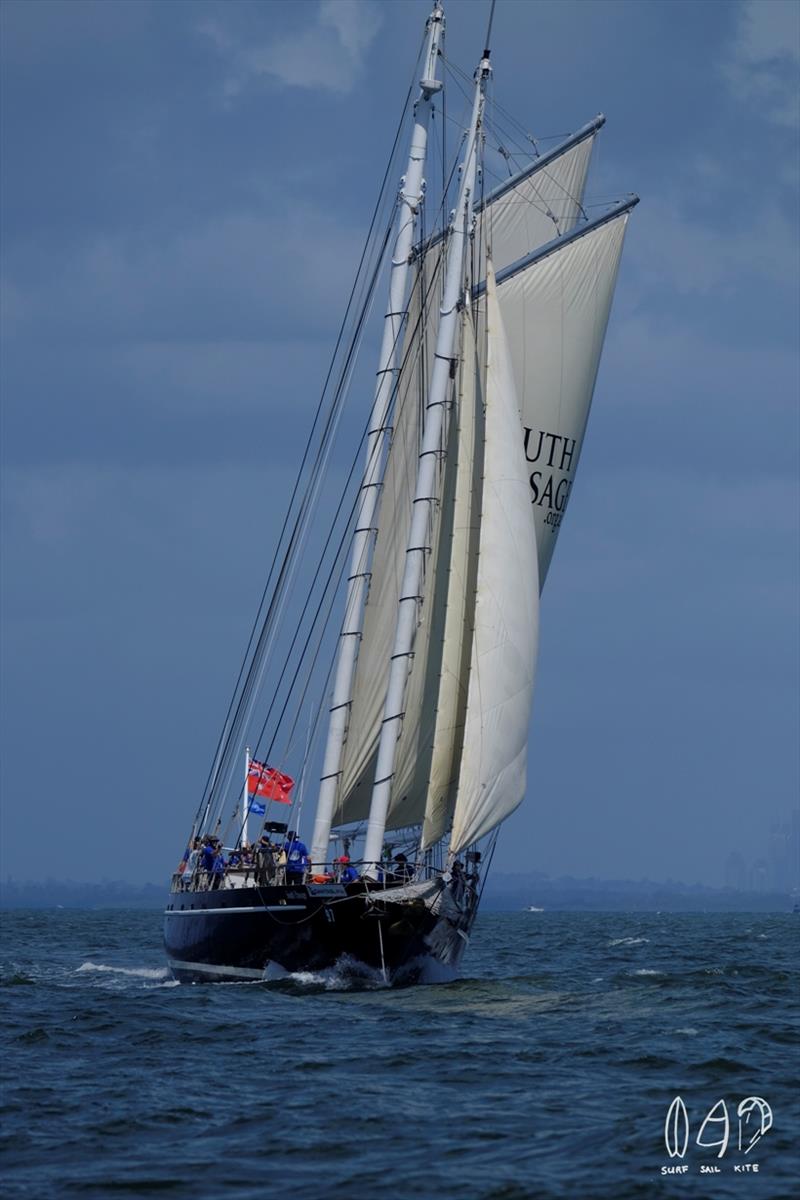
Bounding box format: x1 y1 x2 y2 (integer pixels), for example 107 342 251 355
1 910 797 1199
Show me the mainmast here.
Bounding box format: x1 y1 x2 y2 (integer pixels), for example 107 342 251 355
310 5 445 867
362 46 493 874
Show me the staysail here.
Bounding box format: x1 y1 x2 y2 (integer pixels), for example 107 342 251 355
448 263 540 854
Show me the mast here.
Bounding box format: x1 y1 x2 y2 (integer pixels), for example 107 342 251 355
362 46 492 874
242 747 251 847
310 5 445 867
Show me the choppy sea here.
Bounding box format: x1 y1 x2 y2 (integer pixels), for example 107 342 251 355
1 910 797 1199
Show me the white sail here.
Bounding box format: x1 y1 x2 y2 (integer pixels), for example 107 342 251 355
420 309 481 848
417 119 601 280
494 206 633 589
334 275 442 828
479 128 596 272
449 264 540 855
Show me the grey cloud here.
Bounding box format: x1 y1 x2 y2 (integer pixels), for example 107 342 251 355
722 0 800 128
199 0 383 100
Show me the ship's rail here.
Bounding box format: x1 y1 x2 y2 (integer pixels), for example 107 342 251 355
170 857 475 896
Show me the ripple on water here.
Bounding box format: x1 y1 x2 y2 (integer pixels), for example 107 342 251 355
0 910 797 1200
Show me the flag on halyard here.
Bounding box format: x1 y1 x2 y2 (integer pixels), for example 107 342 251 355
247 760 294 804
248 800 266 817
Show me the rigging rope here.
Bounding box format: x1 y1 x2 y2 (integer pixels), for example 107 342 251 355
192 54 424 838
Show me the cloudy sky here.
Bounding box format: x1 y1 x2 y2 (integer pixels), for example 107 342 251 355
1 0 798 887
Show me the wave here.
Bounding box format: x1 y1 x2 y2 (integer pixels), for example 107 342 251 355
608 936 650 946
0 970 35 987
265 954 389 992
75 962 170 981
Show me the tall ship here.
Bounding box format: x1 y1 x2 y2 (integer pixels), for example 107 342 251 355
164 1 637 984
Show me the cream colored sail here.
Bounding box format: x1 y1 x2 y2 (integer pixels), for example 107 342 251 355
449 264 540 854
479 130 596 271
333 271 444 829
418 308 481 848
495 208 632 588
335 203 631 838
419 122 600 281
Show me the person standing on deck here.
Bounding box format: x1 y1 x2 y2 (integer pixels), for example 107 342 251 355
211 846 227 890
284 831 309 885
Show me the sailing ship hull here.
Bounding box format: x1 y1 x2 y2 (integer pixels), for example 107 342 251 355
163 881 475 985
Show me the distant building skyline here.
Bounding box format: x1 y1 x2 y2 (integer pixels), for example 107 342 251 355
723 807 800 894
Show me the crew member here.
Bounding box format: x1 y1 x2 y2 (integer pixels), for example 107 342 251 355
284 831 309 885
394 853 413 883
337 855 359 885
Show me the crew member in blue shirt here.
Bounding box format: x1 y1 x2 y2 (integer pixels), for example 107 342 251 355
335 859 362 888
211 847 227 889
284 831 309 885
200 838 216 874
340 859 359 888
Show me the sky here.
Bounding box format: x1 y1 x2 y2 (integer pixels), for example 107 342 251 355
1 0 798 889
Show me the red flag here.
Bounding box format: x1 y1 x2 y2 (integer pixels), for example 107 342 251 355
247 759 294 804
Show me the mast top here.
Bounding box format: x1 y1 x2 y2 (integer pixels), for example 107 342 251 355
420 4 444 97
483 0 497 59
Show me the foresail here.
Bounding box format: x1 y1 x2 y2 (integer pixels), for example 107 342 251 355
449 265 540 855
493 204 634 588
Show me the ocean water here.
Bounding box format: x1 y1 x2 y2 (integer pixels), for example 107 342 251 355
1 910 797 1199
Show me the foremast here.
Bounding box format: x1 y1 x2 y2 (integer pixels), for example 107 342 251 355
310 5 445 868
362 46 493 874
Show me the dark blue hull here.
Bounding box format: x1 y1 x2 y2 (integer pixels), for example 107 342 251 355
163 881 474 984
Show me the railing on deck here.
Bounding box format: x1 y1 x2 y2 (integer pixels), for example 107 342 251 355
170 856 477 896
